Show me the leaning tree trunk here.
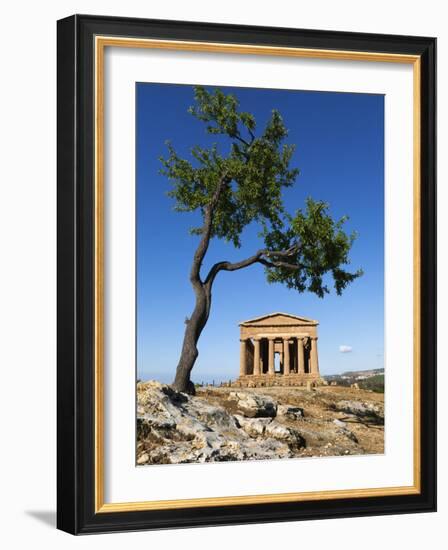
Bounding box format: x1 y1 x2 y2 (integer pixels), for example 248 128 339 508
171 175 228 394
172 284 211 394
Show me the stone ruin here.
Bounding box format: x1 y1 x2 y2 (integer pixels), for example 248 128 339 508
236 312 323 388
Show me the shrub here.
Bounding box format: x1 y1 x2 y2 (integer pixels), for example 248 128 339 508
359 374 384 393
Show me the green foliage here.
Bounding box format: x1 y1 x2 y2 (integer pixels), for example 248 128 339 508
359 375 385 393
159 86 362 296
160 87 298 247
263 198 363 296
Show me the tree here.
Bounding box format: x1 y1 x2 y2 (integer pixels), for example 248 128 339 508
159 86 363 393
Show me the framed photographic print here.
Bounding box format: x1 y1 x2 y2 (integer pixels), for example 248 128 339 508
57 14 436 534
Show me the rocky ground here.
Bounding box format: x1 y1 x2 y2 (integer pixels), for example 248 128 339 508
136 381 384 465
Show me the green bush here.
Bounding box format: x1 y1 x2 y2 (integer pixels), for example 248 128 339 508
359 374 384 393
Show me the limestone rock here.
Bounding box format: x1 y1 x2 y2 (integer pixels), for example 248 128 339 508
333 418 347 428
228 391 277 418
277 404 304 420
335 400 383 420
265 422 306 449
339 427 358 443
137 452 149 465
136 382 384 463
234 415 273 437
191 399 239 430
137 381 294 464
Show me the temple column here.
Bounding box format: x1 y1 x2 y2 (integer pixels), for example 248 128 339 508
268 338 275 375
239 339 247 376
283 338 290 375
297 337 305 374
310 336 319 375
260 339 266 374
290 339 296 372
253 338 261 375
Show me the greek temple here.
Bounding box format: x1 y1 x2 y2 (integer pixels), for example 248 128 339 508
237 312 321 387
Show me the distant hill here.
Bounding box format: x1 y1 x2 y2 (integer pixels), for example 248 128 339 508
325 368 383 380
324 368 384 393
341 368 383 378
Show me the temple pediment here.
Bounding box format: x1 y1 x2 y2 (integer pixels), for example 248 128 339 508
239 312 318 327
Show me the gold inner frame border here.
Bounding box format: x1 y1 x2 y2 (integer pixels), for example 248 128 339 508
94 35 421 513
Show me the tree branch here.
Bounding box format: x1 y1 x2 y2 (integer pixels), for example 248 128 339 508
204 244 302 288
258 258 303 270
204 252 262 287
231 128 255 155
232 133 250 148
263 244 300 259
189 173 229 288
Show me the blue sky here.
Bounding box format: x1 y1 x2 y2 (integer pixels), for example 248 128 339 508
136 83 384 383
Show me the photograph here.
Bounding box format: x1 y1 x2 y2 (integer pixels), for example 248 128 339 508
135 83 385 466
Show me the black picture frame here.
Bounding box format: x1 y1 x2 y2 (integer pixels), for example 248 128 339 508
57 14 436 535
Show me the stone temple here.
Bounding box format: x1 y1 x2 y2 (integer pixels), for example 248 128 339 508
237 312 322 387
